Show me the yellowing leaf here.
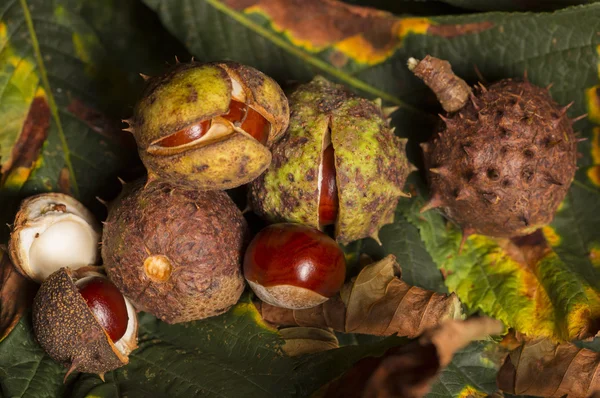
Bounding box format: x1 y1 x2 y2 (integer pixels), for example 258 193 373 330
401 176 600 341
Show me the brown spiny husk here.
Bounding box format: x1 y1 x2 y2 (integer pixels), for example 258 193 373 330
32 268 128 374
102 179 247 323
424 79 577 237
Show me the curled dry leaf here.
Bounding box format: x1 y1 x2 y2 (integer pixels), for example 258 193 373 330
322 317 504 398
256 255 462 337
280 327 339 357
497 338 600 397
407 55 471 113
0 250 38 341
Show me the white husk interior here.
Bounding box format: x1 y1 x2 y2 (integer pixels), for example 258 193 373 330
14 195 100 282
199 118 235 143
148 119 235 154
230 77 245 102
115 298 138 356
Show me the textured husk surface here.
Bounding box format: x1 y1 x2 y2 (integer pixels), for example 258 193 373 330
133 63 231 148
331 89 409 244
102 180 247 323
217 61 289 143
249 76 410 244
141 132 272 190
132 62 289 190
32 268 126 374
425 80 577 237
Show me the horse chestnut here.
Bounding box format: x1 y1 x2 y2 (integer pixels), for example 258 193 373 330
102 179 247 323
33 268 138 377
249 76 411 245
243 223 346 310
76 277 129 342
126 61 289 190
319 143 339 226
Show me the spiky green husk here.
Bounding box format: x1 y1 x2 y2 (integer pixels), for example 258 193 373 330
249 76 411 244
130 61 289 190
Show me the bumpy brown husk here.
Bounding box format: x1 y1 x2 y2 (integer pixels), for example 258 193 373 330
32 268 129 375
423 79 577 237
102 179 247 323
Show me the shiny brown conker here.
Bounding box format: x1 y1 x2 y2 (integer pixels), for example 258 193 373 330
76 277 129 342
243 223 346 309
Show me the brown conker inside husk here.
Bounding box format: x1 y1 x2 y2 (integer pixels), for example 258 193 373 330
249 76 411 245
411 55 579 238
126 61 289 191
32 267 138 378
102 179 248 324
76 277 129 342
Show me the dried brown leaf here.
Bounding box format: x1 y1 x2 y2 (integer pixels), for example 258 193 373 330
280 327 339 357
256 255 462 338
408 55 471 113
498 338 600 397
0 250 37 341
322 317 503 398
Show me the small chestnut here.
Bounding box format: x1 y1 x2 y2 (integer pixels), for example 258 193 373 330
76 277 129 342
319 143 339 226
243 223 346 310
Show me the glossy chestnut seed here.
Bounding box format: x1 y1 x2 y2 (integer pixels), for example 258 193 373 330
155 120 211 148
76 277 129 342
319 143 338 226
154 100 270 148
244 223 346 309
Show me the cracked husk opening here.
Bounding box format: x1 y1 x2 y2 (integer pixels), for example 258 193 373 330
146 76 271 155
9 194 100 283
73 271 138 358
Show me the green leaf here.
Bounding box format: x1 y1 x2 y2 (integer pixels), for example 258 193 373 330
0 300 413 398
341 0 465 16
342 212 445 292
0 316 66 398
547 182 600 290
427 341 500 398
290 335 406 397
379 211 447 292
0 0 184 241
70 298 297 397
438 0 595 11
